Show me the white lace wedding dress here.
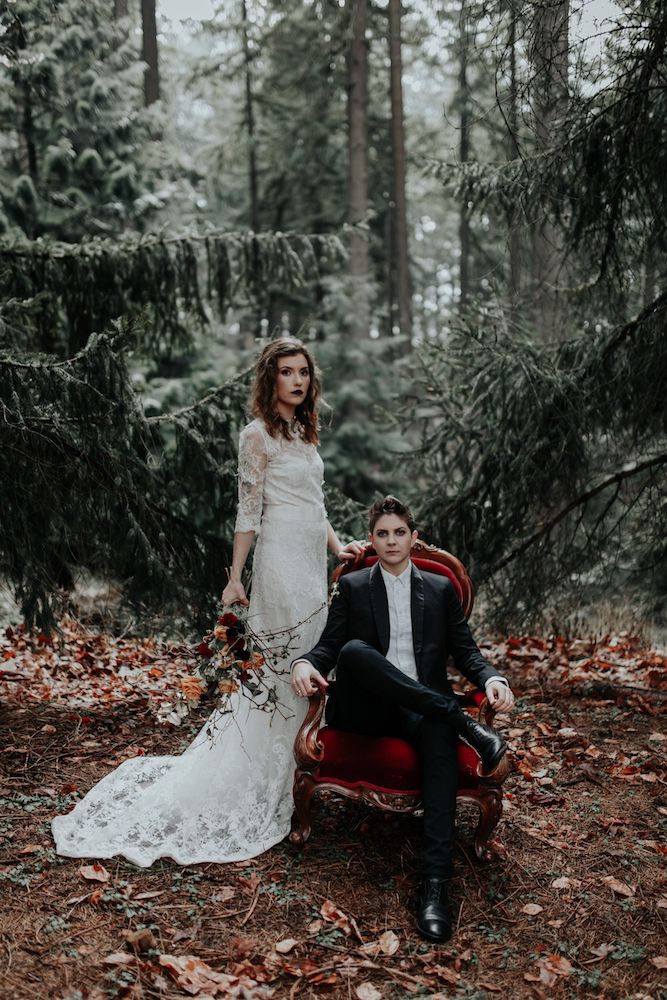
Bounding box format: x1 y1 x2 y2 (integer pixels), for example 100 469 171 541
52 419 328 866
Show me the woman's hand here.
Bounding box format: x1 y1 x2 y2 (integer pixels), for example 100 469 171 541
336 540 366 563
221 579 249 607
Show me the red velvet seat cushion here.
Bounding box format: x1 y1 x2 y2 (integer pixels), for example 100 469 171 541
314 727 482 793
359 555 463 604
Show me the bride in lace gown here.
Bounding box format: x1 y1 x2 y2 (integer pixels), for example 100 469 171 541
52 338 360 867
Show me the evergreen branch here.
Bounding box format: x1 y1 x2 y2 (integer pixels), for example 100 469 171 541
487 452 667 577
0 226 348 259
147 366 253 425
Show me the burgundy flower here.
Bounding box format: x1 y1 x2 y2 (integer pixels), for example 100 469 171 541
196 642 213 659
219 612 238 626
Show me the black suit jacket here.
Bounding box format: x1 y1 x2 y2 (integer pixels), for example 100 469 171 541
301 562 500 702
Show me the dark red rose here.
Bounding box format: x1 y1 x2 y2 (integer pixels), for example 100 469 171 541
196 642 213 658
238 648 251 662
218 612 238 626
239 670 251 681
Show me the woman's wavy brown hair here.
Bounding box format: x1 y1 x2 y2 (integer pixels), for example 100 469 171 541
250 338 321 444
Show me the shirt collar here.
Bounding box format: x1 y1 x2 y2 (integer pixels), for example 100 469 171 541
379 562 412 587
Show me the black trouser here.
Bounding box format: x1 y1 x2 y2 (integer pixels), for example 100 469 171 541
327 639 460 879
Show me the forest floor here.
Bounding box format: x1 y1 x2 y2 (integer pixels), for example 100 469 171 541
0 621 665 1000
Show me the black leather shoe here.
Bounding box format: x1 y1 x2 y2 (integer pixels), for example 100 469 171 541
454 713 507 773
416 878 452 942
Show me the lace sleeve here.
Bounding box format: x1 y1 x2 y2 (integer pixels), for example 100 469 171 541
234 424 268 533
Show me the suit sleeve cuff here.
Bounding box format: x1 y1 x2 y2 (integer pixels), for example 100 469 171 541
291 658 311 675
485 675 509 690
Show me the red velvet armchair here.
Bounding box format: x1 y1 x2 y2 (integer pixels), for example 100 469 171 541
290 540 510 860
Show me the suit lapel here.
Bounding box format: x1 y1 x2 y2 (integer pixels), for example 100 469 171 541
369 562 390 654
411 564 425 670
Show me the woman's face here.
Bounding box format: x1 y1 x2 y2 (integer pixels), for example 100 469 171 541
275 353 311 411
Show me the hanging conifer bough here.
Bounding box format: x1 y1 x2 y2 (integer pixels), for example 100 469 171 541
0 229 347 356
1 321 243 630
404 291 667 629
0 223 361 631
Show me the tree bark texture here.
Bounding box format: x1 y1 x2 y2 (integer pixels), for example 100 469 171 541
347 0 370 340
114 0 129 16
241 0 259 234
457 0 471 309
388 0 412 348
141 0 160 106
530 0 569 342
507 1 521 318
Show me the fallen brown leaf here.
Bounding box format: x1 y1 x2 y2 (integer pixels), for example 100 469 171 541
355 984 382 1000
378 930 399 956
125 928 158 954
551 876 581 890
521 903 544 915
102 952 134 965
79 863 110 883
601 875 635 897
274 938 298 955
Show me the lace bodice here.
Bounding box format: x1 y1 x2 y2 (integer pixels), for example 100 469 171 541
234 419 326 532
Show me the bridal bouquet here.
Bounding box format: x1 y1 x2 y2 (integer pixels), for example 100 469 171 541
156 603 292 727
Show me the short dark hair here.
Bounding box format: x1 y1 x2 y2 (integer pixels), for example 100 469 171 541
368 495 416 533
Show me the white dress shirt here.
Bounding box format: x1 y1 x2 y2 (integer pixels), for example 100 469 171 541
379 563 418 681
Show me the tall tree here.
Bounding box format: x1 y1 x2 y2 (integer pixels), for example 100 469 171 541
507 0 521 318
456 0 472 308
0 1 157 246
530 0 569 341
388 0 412 347
347 0 370 340
241 0 259 235
141 0 160 106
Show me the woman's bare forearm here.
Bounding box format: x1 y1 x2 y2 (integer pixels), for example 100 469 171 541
326 520 343 556
229 531 255 581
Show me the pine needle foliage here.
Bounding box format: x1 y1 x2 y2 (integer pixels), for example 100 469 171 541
404 292 667 627
0 229 347 356
0 321 250 629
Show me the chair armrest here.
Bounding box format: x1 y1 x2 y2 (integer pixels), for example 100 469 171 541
293 687 326 771
457 688 497 727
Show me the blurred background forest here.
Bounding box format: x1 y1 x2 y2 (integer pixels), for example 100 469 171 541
1 0 665 636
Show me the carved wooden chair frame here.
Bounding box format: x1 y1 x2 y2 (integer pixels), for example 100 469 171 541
290 539 510 860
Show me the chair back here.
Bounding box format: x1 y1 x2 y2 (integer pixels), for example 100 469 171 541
332 539 475 619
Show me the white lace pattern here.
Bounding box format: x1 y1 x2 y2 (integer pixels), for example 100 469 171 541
52 420 328 867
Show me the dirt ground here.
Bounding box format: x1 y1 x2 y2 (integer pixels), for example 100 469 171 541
0 625 665 1000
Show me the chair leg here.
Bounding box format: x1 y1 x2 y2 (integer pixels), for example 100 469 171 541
289 769 317 846
473 786 503 861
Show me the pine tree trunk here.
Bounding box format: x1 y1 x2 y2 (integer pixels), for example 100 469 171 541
507 1 521 319
347 0 370 340
141 0 160 106
114 0 129 16
458 0 471 309
241 0 259 234
11 17 38 186
643 234 656 308
530 0 569 342
17 89 38 186
388 0 412 349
